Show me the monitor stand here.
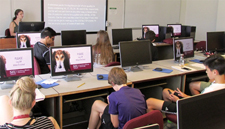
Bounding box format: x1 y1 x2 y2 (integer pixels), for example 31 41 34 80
0 80 16 90
64 74 81 82
126 65 143 72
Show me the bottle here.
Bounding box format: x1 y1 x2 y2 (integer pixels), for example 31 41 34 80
179 54 184 68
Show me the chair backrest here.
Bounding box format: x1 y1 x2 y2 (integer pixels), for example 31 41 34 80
105 62 120 67
165 113 177 124
33 57 41 75
195 41 206 51
5 28 10 37
123 110 164 129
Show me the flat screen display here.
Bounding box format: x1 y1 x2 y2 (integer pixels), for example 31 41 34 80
167 24 182 36
173 38 194 60
177 88 225 129
112 28 132 45
119 40 152 67
50 45 93 76
61 30 86 45
142 24 159 38
206 31 225 52
18 22 45 32
0 48 34 81
16 32 41 48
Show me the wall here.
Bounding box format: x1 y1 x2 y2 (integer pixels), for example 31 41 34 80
1 0 225 43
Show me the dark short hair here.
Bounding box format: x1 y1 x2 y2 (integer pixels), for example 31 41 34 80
203 54 225 75
41 27 56 39
145 30 156 42
108 67 127 85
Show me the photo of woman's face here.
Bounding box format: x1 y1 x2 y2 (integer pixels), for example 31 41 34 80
176 42 181 49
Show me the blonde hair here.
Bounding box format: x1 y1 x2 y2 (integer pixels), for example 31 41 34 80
93 30 114 65
9 77 36 111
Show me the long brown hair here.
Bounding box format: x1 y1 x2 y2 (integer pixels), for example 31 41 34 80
93 30 114 65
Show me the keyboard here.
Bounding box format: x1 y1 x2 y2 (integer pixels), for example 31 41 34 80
113 46 119 49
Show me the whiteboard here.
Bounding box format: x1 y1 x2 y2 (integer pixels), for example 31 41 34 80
124 0 181 28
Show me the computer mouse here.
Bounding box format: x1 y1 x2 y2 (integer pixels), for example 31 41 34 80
155 68 163 71
37 84 42 89
98 75 104 79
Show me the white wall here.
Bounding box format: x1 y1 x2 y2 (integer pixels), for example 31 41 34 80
1 0 225 43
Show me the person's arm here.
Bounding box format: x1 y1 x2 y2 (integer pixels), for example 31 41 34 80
110 114 119 128
9 22 16 36
48 65 51 70
48 116 60 129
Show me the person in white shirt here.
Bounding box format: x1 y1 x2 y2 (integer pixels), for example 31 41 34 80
146 54 225 112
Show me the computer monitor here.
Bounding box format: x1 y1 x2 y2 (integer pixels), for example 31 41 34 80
158 26 172 42
18 22 45 32
112 28 133 46
0 48 34 89
16 32 41 48
167 24 182 37
119 40 152 72
142 24 159 38
177 88 225 129
206 31 225 52
61 30 86 45
181 25 196 40
173 38 194 61
50 45 93 81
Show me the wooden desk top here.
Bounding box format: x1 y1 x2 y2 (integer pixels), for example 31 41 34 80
0 38 16 49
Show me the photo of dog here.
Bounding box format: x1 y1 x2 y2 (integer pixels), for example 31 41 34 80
52 50 71 73
18 35 31 48
0 55 7 78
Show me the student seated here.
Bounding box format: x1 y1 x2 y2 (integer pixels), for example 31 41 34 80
34 27 56 74
88 67 147 129
146 54 225 112
0 77 60 128
145 31 158 61
93 30 114 67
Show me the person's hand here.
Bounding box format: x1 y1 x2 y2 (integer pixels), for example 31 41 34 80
175 88 189 98
169 94 180 102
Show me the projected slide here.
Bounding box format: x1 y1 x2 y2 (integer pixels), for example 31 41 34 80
43 0 107 33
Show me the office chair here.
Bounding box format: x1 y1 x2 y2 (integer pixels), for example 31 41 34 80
5 28 10 37
123 110 164 129
33 57 41 75
195 41 206 51
105 62 120 67
165 113 177 124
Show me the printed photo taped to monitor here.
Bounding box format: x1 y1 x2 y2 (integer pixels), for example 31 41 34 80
16 32 41 48
50 45 93 77
119 40 152 71
167 24 182 37
0 48 34 82
173 38 194 61
142 24 159 38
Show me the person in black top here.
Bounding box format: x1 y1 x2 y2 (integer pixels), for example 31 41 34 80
34 27 56 74
145 30 158 61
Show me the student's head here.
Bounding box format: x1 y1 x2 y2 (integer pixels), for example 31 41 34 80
96 30 110 46
143 27 150 33
41 27 56 45
108 67 127 86
13 9 24 21
145 30 156 42
203 54 225 79
175 41 183 49
9 77 36 111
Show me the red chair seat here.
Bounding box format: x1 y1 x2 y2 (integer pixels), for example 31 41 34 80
166 113 177 124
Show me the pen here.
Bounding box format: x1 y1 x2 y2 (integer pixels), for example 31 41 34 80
77 83 85 88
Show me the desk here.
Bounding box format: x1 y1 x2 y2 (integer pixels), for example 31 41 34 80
0 38 16 49
0 55 207 129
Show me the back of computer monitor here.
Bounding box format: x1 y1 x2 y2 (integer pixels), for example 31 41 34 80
18 22 45 32
112 28 133 46
177 88 225 129
61 30 86 45
190 26 196 40
206 31 225 52
159 26 168 42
